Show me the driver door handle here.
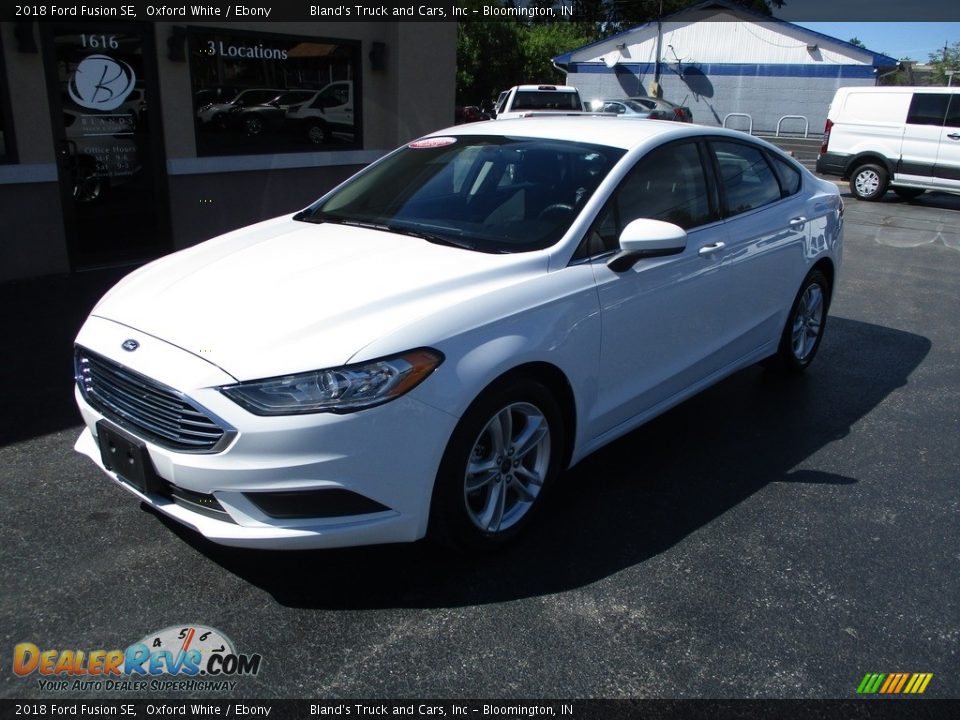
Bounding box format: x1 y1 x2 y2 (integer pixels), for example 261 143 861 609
698 241 726 256
948 133 960 140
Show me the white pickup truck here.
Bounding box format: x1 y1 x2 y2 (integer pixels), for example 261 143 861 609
493 85 584 119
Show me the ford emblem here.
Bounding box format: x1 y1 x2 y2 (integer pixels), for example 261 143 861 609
121 339 139 352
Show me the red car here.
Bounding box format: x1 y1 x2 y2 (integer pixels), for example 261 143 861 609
628 96 693 122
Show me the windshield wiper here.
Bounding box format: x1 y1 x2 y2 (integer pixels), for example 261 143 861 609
294 212 486 252
382 224 480 251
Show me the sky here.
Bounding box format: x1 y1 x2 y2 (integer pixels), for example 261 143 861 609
793 23 960 62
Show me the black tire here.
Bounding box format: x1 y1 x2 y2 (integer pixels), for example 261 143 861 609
243 115 264 136
306 122 331 145
849 163 889 201
892 187 925 200
429 376 565 551
774 269 831 372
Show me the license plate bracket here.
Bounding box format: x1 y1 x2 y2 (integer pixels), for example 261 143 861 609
96 420 163 495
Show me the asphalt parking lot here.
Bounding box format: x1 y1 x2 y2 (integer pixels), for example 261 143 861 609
1 185 958 700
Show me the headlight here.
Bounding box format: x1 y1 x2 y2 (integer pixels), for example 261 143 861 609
219 348 443 416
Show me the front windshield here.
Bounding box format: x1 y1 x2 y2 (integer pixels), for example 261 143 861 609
296 135 624 253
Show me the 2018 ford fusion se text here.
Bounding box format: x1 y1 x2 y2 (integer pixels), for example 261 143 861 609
74 117 843 550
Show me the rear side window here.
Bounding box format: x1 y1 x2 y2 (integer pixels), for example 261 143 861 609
711 141 781 216
906 94 949 126
769 154 802 197
945 95 960 129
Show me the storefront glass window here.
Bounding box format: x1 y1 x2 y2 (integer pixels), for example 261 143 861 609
0 36 14 163
188 29 361 156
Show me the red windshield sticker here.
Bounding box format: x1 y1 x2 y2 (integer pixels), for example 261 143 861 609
409 137 457 149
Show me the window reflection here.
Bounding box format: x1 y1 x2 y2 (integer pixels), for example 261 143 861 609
189 30 361 156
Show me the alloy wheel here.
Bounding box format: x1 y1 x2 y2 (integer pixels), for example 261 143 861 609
463 402 551 534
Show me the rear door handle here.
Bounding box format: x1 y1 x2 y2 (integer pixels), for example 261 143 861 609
789 216 807 228
698 241 726 256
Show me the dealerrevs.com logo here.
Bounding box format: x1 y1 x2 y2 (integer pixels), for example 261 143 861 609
13 625 262 692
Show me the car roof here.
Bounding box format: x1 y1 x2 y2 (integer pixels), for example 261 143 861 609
428 116 763 152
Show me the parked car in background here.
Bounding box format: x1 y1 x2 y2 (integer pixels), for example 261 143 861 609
493 85 584 119
230 90 318 136
816 86 960 201
588 99 655 118
73 116 842 552
286 81 355 144
196 88 284 130
628 96 693 122
455 105 491 124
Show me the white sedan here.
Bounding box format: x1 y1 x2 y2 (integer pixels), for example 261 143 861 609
73 117 843 550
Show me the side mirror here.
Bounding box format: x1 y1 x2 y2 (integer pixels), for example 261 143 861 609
607 218 687 272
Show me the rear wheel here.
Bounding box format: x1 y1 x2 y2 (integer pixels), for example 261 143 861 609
429 377 564 550
775 269 830 372
849 163 888 201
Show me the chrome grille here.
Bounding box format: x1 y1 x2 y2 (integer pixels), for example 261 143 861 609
75 348 231 453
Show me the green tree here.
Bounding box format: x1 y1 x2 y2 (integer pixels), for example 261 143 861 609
521 22 599 84
928 40 960 85
456 1 524 105
848 37 865 48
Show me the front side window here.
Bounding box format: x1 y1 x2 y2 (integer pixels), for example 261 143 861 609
944 94 960 129
906 94 949 127
585 142 715 255
189 29 361 156
297 136 625 253
711 141 781 216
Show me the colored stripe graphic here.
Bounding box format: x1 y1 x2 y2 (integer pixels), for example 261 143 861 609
857 673 886 694
857 673 932 694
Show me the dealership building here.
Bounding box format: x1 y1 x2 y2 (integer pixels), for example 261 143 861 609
0 21 456 282
553 1 897 135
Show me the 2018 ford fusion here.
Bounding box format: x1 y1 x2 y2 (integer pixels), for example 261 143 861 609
74 117 843 550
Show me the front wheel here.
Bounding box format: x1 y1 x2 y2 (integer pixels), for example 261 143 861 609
243 115 264 136
429 377 564 550
306 122 331 145
849 163 889 201
775 269 830 372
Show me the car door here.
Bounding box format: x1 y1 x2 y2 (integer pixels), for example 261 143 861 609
585 140 729 438
934 93 960 190
899 92 949 185
707 140 811 360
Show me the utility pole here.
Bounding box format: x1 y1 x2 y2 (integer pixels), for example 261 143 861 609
653 0 663 97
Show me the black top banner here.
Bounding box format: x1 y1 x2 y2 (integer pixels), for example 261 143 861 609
3 0 960 23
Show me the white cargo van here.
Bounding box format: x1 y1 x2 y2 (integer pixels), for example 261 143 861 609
816 86 960 200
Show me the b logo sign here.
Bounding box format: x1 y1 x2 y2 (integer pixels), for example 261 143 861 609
68 55 136 111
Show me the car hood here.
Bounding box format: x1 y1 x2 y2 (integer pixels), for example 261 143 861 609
91 216 545 381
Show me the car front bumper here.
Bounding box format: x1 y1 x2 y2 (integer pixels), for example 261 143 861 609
73 319 458 550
